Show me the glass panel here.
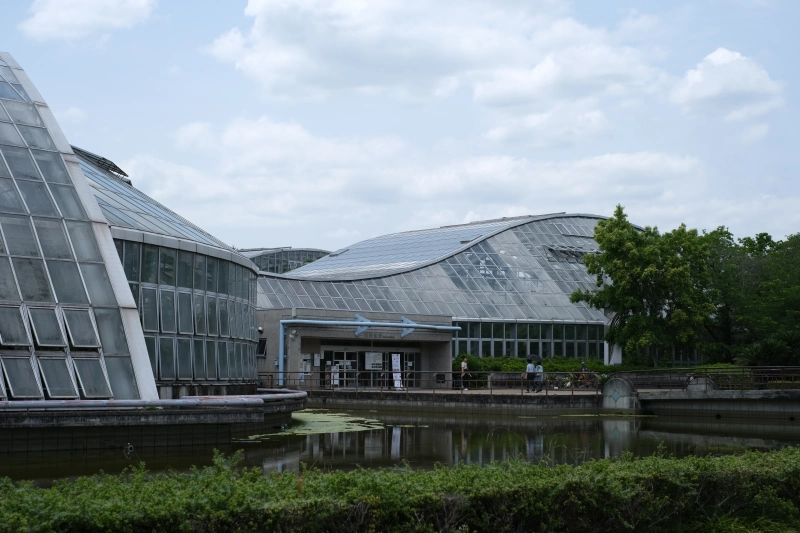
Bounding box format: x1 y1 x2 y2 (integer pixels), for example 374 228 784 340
0 306 30 345
159 337 175 380
565 325 575 340
235 343 243 379
177 251 192 288
177 338 192 379
217 340 228 379
28 307 65 346
205 339 217 380
123 241 140 281
0 257 19 301
66 221 102 261
218 298 229 336
217 260 228 295
194 293 206 334
541 324 552 340
530 324 541 339
2 357 41 398
1 214 39 255
0 81 24 101
0 101 8 121
553 324 564 340
39 357 77 397
18 125 56 151
141 244 158 283
159 248 176 286
207 296 218 336
141 287 158 332
12 258 53 302
63 308 100 347
73 358 111 398
0 122 24 146
3 100 42 126
193 254 205 290
93 308 129 355
144 335 157 377
228 342 237 378
79 263 116 305
193 338 204 380
206 257 217 292
47 260 88 304
104 356 139 399
1 145 40 180
0 152 8 177
0 178 25 213
32 150 70 184
49 184 86 219
177 292 193 334
160 289 176 333
33 218 71 259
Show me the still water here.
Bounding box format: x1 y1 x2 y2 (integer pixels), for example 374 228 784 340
2 408 799 483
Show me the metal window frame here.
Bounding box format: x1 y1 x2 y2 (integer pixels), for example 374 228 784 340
27 306 66 347
0 355 43 399
71 356 112 399
36 354 79 399
62 307 101 348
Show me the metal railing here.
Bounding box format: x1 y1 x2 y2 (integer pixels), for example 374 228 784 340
259 370 602 400
610 366 800 392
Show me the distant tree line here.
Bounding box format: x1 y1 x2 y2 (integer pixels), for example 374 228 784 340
571 205 800 366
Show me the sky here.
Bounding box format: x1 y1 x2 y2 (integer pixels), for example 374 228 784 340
1 0 797 251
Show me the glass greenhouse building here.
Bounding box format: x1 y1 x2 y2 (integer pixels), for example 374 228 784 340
240 247 329 274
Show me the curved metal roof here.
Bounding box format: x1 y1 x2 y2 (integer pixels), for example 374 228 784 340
258 214 607 322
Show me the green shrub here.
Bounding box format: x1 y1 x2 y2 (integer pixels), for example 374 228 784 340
1 448 799 532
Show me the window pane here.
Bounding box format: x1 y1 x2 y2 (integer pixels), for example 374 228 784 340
177 251 192 288
206 257 217 292
160 289 176 333
0 122 24 146
159 248 176 286
205 339 216 380
193 338 205 380
0 81 24 102
144 335 157 377
193 254 205 290
141 244 158 283
104 356 139 399
177 291 193 334
2 357 41 398
31 150 70 184
0 178 25 213
47 260 88 304
123 241 140 281
235 343 243 379
65 221 102 261
217 260 228 295
94 308 128 355
0 306 30 345
194 293 206 334
530 324 541 339
63 309 100 347
1 145 40 180
39 358 77 397
33 218 72 259
177 338 192 379
73 358 111 398
80 263 117 306
141 287 158 332
0 257 20 301
1 214 39 256
228 342 237 378
217 340 228 379
207 296 218 336
3 100 42 126
12 258 53 302
28 307 65 346
159 337 175 380
18 125 56 151
219 299 229 336
49 184 86 219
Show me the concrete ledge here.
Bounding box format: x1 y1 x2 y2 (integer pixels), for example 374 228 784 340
638 389 800 401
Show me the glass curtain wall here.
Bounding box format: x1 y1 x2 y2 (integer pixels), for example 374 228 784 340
452 321 605 359
248 249 329 274
0 84 138 400
114 239 258 383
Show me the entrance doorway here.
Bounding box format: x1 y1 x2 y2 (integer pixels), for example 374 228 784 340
321 346 420 389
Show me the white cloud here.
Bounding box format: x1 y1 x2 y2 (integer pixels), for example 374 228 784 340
55 106 87 122
671 48 783 122
20 0 155 41
740 123 769 144
483 102 610 148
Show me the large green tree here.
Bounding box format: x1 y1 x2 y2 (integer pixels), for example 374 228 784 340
571 205 716 365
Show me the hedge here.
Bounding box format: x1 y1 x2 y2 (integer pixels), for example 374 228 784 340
1 447 799 532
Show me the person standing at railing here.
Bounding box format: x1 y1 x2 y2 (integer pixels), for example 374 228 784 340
461 357 469 391
534 359 544 393
525 358 536 393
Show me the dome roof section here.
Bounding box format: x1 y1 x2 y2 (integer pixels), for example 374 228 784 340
76 147 236 253
285 213 588 281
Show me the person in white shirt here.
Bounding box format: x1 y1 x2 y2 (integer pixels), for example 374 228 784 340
460 357 469 390
525 358 536 392
534 359 544 392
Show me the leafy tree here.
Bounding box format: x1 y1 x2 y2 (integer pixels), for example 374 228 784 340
571 205 715 365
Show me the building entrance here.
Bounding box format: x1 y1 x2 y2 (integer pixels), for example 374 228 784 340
321 346 420 389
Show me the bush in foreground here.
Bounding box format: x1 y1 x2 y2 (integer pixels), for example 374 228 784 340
1 447 799 532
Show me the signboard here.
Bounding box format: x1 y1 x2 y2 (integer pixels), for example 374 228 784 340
332 364 340 387
365 352 382 370
392 353 402 389
313 353 321 367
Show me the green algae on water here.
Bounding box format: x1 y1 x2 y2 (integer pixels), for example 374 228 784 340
236 409 384 441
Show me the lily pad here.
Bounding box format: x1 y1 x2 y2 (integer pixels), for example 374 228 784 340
237 409 384 441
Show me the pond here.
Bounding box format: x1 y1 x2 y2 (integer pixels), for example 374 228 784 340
2 408 799 483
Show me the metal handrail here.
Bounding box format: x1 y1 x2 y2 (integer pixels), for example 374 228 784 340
609 366 800 392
